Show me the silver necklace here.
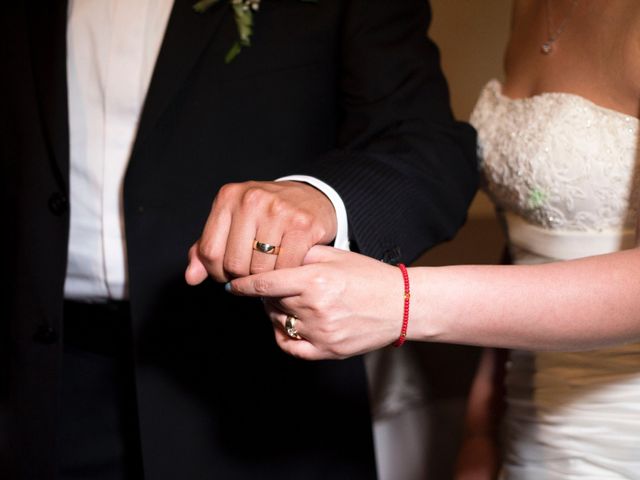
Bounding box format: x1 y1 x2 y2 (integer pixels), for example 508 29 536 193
541 0 580 54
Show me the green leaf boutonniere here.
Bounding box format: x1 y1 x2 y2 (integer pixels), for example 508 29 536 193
194 0 318 64
194 0 259 63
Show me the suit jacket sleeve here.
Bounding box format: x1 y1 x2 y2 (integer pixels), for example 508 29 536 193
305 0 478 264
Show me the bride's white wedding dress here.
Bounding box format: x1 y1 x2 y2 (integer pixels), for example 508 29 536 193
471 79 640 479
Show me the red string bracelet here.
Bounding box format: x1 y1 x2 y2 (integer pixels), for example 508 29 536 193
393 263 410 347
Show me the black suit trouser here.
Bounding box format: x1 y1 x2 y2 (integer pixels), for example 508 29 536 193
58 301 143 480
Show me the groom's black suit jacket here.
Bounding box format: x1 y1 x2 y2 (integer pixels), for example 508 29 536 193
1 0 477 478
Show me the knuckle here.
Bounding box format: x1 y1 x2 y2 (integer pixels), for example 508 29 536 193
289 212 313 231
223 257 248 277
311 299 331 317
267 198 288 217
307 291 337 315
309 272 330 289
315 317 336 340
241 186 268 208
321 345 343 360
251 277 272 296
216 182 240 203
326 326 345 345
197 241 220 263
321 318 349 345
327 342 349 360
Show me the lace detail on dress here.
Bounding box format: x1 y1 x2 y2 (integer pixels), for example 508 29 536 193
471 79 640 233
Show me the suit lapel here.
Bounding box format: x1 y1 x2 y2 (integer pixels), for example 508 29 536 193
133 0 229 149
23 0 228 186
25 0 70 192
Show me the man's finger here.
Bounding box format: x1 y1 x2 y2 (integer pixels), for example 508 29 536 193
196 197 232 282
275 229 314 270
221 210 258 278
185 244 209 285
250 222 285 274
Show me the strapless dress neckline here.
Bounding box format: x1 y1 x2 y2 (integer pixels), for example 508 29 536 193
488 78 639 124
473 78 639 243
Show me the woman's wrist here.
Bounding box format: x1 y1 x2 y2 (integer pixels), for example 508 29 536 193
391 263 410 347
404 266 446 343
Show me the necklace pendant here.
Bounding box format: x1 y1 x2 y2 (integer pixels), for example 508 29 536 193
541 41 553 54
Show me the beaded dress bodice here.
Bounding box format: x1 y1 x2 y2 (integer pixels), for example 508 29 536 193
472 79 639 240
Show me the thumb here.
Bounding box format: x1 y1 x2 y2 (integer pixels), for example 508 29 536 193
303 245 346 265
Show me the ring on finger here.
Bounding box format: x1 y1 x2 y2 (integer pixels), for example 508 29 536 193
253 240 281 255
284 315 302 340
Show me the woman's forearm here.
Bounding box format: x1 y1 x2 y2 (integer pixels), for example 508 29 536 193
410 248 640 350
229 245 640 359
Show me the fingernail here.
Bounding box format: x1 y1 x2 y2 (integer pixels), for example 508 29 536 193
224 282 232 293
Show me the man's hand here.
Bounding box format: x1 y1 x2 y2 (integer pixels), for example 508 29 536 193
185 181 338 284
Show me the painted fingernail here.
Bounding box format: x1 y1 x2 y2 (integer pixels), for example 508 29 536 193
224 282 232 293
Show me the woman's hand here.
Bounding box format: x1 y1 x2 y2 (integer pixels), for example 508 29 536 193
228 245 405 360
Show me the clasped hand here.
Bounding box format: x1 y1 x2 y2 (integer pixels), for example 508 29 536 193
185 180 337 283
185 180 401 359
229 246 403 360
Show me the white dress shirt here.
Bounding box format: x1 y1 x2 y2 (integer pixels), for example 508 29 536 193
64 0 173 300
63 0 348 301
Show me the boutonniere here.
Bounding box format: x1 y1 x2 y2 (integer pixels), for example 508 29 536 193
194 0 317 64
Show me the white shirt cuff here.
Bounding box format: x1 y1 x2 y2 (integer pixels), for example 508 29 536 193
277 175 350 251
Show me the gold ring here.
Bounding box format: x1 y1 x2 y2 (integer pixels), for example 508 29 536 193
285 315 302 340
253 240 280 255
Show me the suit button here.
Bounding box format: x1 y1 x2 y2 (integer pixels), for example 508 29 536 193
33 325 59 345
48 192 68 216
380 246 401 265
